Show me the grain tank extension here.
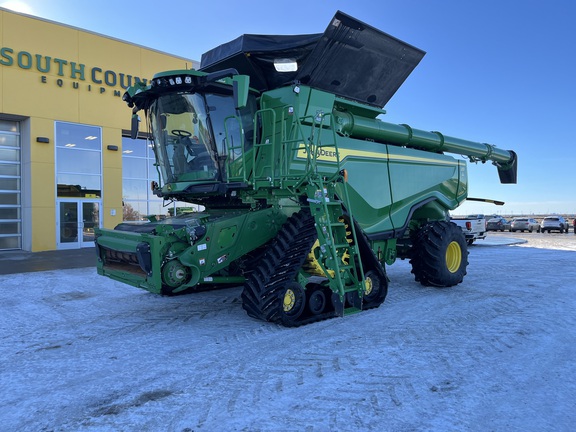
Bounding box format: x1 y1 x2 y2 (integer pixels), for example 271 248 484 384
95 11 517 326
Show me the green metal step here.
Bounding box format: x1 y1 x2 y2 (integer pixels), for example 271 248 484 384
329 222 346 228
344 307 362 316
333 243 352 249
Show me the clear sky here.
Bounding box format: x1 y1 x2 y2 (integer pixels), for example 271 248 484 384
2 0 576 216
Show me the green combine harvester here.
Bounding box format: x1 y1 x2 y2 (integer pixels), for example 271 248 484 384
95 11 517 326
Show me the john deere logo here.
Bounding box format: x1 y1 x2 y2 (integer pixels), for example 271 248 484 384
296 146 387 163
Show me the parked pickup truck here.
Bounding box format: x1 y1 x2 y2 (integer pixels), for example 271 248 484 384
450 214 487 245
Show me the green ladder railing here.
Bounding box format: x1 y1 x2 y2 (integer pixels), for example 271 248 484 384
303 113 366 315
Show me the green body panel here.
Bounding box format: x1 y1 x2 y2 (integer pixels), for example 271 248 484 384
254 85 467 235
96 207 287 294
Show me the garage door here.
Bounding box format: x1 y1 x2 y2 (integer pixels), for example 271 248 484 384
0 120 21 250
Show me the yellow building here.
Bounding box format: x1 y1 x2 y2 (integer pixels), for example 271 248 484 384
0 7 198 251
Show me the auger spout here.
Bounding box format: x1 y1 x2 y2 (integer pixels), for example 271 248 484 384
333 110 517 183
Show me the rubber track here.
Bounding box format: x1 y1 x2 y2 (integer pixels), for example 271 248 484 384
353 219 388 310
241 210 338 327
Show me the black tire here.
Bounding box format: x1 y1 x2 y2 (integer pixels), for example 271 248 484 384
410 221 468 287
307 287 327 315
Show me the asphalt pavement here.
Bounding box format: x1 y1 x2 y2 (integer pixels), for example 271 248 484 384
0 248 96 275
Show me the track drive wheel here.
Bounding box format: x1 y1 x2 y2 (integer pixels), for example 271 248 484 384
410 220 468 287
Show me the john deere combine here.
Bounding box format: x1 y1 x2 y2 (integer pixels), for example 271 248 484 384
95 11 517 326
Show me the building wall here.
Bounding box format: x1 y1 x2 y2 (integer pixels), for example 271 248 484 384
0 8 198 251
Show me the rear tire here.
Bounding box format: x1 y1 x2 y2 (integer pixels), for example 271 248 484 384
410 221 468 287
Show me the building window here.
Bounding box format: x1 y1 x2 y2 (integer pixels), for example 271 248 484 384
0 120 21 250
55 122 102 198
122 136 196 221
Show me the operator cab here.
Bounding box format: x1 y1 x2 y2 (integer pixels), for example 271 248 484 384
123 69 256 200
149 91 257 188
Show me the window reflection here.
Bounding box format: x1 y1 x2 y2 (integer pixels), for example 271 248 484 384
122 138 148 157
122 157 147 179
57 148 101 174
122 136 157 221
56 122 102 151
122 136 199 221
57 174 101 198
122 178 148 200
56 122 102 198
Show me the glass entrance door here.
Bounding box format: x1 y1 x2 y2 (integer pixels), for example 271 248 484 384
57 200 100 249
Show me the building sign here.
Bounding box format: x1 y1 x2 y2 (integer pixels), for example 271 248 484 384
0 46 150 97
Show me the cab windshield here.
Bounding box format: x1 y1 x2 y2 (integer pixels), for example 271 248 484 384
149 91 257 186
150 93 219 183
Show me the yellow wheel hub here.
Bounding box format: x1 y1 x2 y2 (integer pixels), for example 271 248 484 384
364 276 373 296
445 241 462 273
283 289 296 312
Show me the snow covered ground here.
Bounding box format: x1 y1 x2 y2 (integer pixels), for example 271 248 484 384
1 232 575 432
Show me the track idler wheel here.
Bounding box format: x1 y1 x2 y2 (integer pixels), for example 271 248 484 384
279 282 306 325
307 286 328 315
362 269 388 309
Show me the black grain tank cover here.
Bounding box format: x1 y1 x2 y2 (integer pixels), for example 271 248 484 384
200 11 426 108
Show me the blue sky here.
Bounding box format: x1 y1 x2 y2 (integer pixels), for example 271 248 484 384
2 0 576 216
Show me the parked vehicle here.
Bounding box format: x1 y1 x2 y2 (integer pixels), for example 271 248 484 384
451 214 487 245
510 217 540 233
541 216 569 233
486 217 509 232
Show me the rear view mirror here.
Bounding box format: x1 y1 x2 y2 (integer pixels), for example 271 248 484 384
232 75 249 110
130 114 140 139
